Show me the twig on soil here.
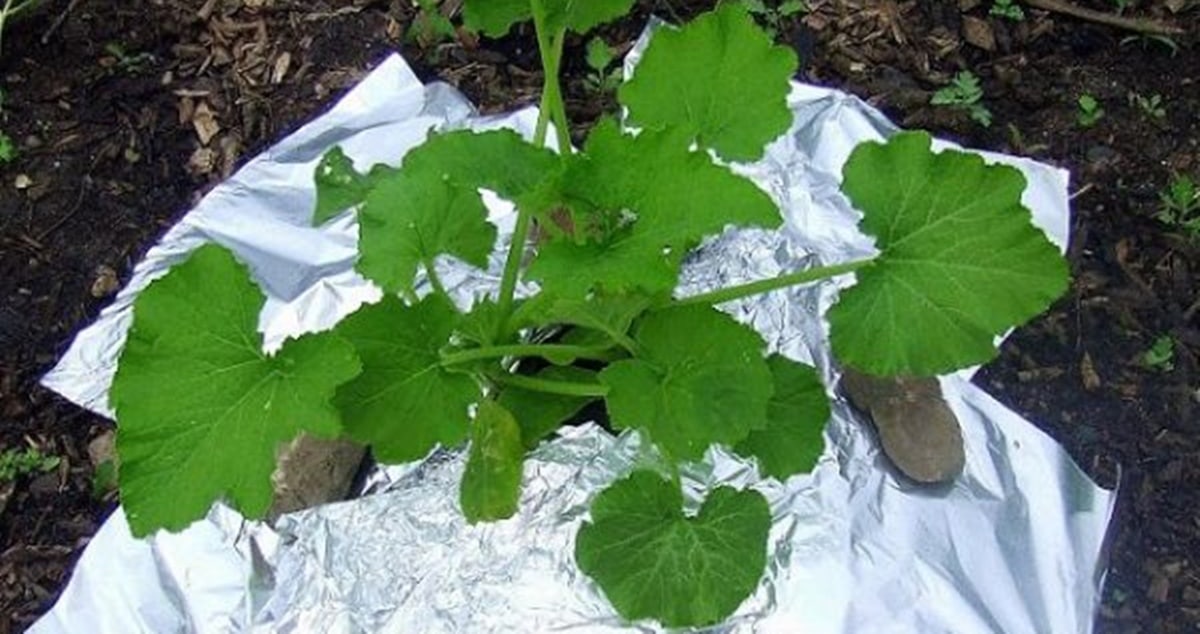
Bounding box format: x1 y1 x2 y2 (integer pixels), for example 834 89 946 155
1184 294 1200 323
33 177 88 243
1024 0 1185 36
41 0 83 44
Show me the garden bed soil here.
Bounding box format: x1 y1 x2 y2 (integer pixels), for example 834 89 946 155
1 0 1197 631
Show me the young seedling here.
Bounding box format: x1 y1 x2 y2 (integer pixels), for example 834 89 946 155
931 70 993 127
406 0 460 51
1156 174 1200 239
1076 94 1104 128
102 42 155 75
744 0 808 38
0 87 13 164
0 447 60 483
105 1 1068 627
583 37 622 94
1142 335 1175 372
990 0 1025 21
1128 91 1166 121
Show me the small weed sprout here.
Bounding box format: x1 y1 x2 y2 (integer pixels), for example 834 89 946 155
102 43 155 74
744 0 808 38
584 38 622 94
1156 174 1200 239
1076 94 1104 128
1128 92 1166 121
407 0 459 49
1142 335 1175 372
0 87 12 164
990 0 1025 21
931 71 993 127
0 447 61 483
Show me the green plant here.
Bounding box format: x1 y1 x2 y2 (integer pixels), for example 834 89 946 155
1076 94 1104 128
1142 335 1175 371
1113 0 1132 12
102 42 155 74
1128 91 1166 121
0 0 42 53
406 0 459 49
583 37 621 93
931 70 993 127
105 1 1068 627
990 0 1025 20
1156 174 1200 238
0 447 60 483
1120 33 1180 56
744 0 807 37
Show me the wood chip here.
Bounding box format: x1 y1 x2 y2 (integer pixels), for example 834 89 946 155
962 16 996 51
1080 352 1102 390
191 101 221 146
89 265 120 298
271 51 291 84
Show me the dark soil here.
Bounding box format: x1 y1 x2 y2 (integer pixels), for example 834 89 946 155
1 0 1197 631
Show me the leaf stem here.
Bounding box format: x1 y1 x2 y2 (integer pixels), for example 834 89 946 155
422 255 448 298
441 343 615 367
492 371 609 397
670 258 875 308
529 0 571 154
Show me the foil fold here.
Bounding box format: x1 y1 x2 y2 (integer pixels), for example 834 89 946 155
34 40 1112 634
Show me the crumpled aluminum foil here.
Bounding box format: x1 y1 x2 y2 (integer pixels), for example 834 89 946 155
34 30 1113 634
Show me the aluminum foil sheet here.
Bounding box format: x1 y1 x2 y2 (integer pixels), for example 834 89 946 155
35 32 1114 634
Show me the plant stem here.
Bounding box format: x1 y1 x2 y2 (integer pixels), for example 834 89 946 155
422 256 448 297
441 343 614 367
492 371 609 397
529 0 571 154
671 258 875 308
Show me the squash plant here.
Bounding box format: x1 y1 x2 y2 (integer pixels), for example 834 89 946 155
108 0 1068 627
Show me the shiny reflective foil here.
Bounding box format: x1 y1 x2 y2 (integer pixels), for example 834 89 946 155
35 31 1113 634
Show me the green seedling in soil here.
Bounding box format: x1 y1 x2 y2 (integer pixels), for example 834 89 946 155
406 0 459 50
1076 94 1104 128
584 37 622 94
1156 174 1200 239
990 0 1025 21
1142 335 1175 372
104 1 1068 628
931 70 993 127
102 42 155 74
1120 33 1180 56
1112 0 1131 13
1128 91 1166 121
0 447 60 483
744 0 808 38
0 131 14 164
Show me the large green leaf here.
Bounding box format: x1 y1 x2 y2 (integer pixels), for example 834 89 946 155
111 245 361 536
462 0 634 36
512 292 652 350
734 355 830 479
461 0 529 36
599 305 772 461
333 295 480 463
460 400 525 523
357 129 558 295
526 121 780 297
545 0 637 34
619 3 798 162
829 132 1069 375
575 470 771 627
498 365 597 447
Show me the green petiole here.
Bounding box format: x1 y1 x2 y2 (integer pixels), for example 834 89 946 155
491 370 609 397
670 258 875 308
440 343 616 367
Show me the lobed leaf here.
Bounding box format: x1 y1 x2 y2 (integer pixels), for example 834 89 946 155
332 295 480 463
356 129 557 295
460 400 525 523
619 3 798 162
829 131 1069 375
111 245 361 536
734 355 830 479
599 305 772 461
526 120 780 297
575 470 771 627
